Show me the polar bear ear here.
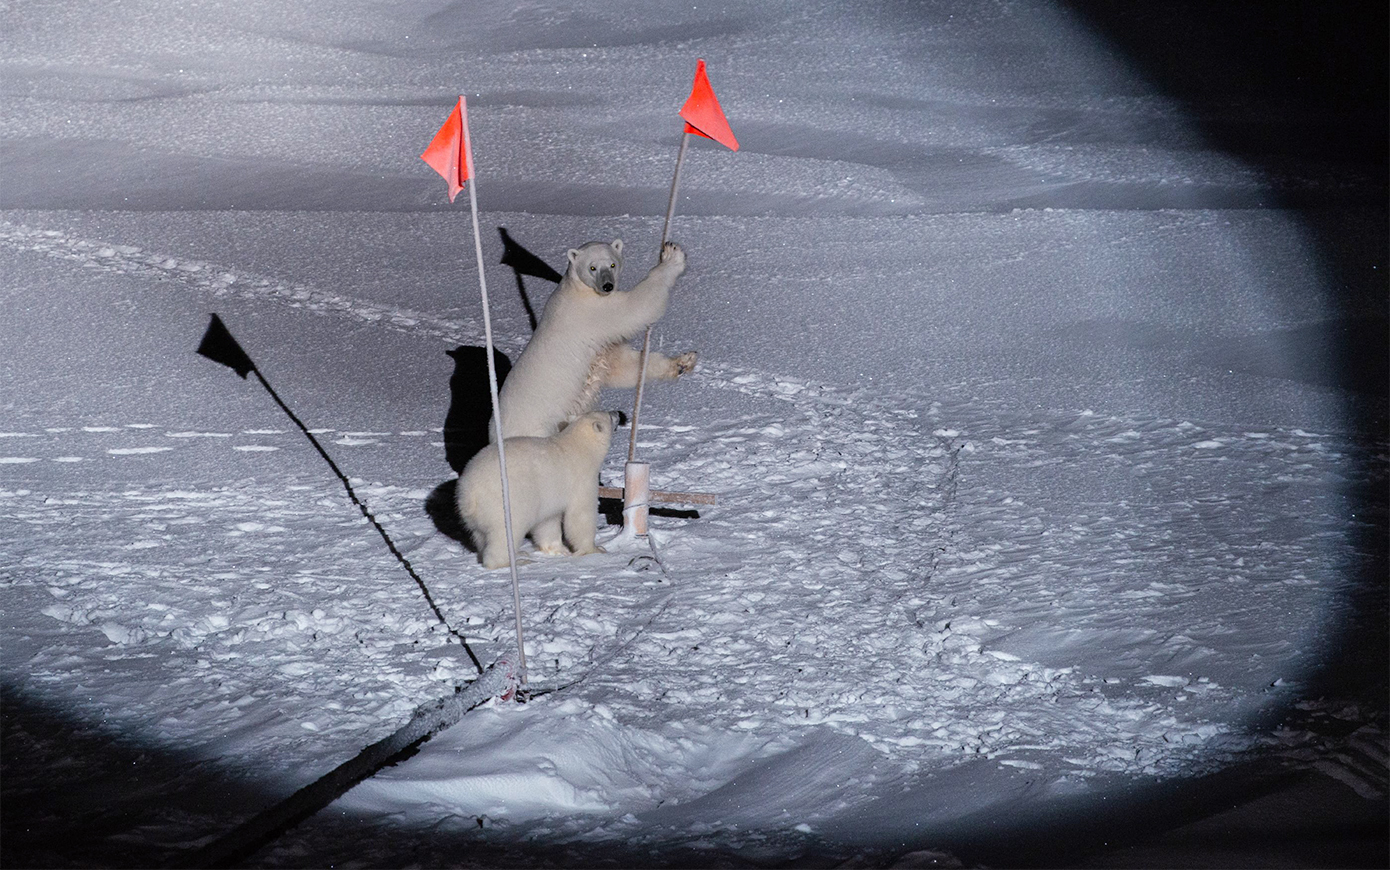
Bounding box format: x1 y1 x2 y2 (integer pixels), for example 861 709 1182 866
567 248 581 265
610 239 623 255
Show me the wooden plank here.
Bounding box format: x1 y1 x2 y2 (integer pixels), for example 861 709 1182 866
599 485 717 506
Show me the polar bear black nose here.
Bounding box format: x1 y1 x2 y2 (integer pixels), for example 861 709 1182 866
602 281 614 293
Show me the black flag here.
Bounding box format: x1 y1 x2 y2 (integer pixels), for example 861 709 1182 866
197 314 256 379
498 227 562 283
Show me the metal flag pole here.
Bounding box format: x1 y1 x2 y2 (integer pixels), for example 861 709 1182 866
619 58 735 537
459 97 528 684
628 129 691 464
621 129 691 537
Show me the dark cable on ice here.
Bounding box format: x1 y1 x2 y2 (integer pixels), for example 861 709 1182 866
171 659 515 868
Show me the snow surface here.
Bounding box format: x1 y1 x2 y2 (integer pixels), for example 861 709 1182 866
1 0 1385 867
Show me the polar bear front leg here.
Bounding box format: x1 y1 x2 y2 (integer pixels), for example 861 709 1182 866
659 241 686 270
599 343 698 389
477 528 513 570
562 498 604 557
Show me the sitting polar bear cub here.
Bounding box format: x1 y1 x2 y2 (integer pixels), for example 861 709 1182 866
456 410 619 569
494 239 695 440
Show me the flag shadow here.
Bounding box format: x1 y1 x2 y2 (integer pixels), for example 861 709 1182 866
498 226 562 333
198 314 482 672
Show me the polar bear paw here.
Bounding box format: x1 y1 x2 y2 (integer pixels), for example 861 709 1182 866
660 242 686 270
673 351 698 376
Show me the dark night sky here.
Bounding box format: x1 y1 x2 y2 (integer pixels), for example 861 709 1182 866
1068 1 1387 170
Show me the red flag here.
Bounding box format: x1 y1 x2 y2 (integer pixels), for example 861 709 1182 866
679 59 738 151
421 96 474 202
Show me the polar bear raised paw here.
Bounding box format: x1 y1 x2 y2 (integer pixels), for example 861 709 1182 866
673 350 698 376
659 241 686 269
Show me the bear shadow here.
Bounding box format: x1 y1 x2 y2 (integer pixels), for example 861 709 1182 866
423 478 474 547
426 344 510 552
442 345 511 475
427 340 699 551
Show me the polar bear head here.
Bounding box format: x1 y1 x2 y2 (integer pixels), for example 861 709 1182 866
559 409 625 439
557 410 621 459
566 240 624 295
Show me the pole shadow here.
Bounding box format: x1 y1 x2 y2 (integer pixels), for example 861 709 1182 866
197 314 482 671
597 495 699 527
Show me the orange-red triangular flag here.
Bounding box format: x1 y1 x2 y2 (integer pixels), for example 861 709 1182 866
679 59 738 151
421 97 473 202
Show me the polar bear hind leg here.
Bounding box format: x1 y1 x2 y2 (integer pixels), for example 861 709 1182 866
530 515 567 555
478 539 511 570
467 518 513 570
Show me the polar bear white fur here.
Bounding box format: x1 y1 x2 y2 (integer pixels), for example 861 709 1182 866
456 410 618 569
494 239 695 440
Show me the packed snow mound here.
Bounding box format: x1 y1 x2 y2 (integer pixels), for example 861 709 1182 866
340 697 775 823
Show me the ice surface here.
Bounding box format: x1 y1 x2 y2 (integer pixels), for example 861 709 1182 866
1 0 1384 867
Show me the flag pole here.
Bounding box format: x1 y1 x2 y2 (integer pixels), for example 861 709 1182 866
459 98 528 684
622 59 735 536
628 129 691 464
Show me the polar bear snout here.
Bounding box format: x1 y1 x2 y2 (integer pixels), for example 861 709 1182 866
580 262 616 294
597 264 616 294
608 410 628 429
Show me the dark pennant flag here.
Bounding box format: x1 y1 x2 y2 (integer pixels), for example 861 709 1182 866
196 313 256 379
499 227 562 283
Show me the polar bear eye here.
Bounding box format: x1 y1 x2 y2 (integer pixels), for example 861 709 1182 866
610 262 616 269
589 265 596 272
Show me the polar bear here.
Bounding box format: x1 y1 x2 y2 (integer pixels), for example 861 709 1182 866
456 410 619 569
494 239 695 440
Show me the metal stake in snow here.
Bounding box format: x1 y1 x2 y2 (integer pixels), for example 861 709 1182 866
624 59 738 534
423 96 528 683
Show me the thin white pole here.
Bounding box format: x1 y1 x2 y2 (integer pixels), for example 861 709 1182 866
661 131 692 251
622 461 650 536
463 99 527 684
628 129 691 463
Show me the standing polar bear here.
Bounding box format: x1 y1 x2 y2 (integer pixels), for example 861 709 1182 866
456 410 619 569
494 239 696 440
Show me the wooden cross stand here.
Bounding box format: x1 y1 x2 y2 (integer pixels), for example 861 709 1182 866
601 478 717 536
